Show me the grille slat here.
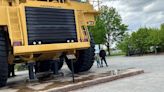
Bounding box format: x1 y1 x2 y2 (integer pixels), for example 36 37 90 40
28 34 77 37
27 27 76 30
27 22 75 25
29 36 77 40
25 7 77 45
27 25 76 28
26 12 74 16
26 18 75 22
26 7 74 12
28 31 76 34
26 15 75 19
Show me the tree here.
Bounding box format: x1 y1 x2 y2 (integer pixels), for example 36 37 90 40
116 33 131 55
159 24 164 51
159 24 164 44
117 27 150 55
130 28 151 55
99 6 128 55
117 23 164 55
148 28 161 54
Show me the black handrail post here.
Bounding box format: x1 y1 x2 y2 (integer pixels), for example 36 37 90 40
71 59 75 83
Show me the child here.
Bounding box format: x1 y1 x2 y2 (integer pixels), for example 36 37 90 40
95 53 101 68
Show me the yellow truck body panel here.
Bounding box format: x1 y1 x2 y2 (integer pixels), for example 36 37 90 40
0 0 97 56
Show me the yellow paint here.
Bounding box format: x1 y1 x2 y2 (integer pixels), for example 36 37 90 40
14 42 90 55
0 0 97 61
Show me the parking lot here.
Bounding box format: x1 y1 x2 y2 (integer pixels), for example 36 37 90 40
72 54 164 92
1 54 164 92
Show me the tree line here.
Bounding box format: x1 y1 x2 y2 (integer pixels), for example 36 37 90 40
117 24 164 56
89 6 128 55
88 5 163 56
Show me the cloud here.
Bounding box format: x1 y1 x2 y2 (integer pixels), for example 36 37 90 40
97 0 164 31
144 0 164 13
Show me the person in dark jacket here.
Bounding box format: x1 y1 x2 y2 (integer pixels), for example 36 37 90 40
99 49 108 67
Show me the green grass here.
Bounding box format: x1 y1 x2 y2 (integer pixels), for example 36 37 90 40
109 52 126 56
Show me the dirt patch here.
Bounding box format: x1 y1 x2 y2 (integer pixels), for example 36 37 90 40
40 75 95 91
17 86 35 92
5 69 127 92
39 69 125 91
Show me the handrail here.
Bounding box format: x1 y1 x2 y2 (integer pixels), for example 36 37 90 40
6 7 13 45
17 7 24 45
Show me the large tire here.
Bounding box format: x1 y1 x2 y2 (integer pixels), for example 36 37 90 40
35 59 64 73
35 61 51 73
65 34 95 73
0 31 8 87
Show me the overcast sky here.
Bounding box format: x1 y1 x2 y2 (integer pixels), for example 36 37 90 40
93 0 164 32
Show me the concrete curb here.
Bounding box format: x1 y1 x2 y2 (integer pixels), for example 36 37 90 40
41 69 144 92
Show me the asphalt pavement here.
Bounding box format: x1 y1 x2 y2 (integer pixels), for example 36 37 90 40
72 54 164 92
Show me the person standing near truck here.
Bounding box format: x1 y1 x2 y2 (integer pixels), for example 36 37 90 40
99 49 108 67
95 53 101 68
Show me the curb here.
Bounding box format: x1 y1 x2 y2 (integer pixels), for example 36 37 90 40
41 69 144 92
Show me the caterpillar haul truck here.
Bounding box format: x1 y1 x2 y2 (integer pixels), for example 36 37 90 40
0 0 97 87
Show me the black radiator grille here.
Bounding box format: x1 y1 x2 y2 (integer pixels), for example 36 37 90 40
25 7 77 45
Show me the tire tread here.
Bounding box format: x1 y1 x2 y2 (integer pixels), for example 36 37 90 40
0 31 8 87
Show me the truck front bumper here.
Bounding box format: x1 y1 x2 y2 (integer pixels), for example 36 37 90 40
13 42 90 55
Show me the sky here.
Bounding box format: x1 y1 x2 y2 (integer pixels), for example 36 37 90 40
92 0 164 32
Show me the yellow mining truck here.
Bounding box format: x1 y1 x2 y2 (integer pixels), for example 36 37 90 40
0 0 97 87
